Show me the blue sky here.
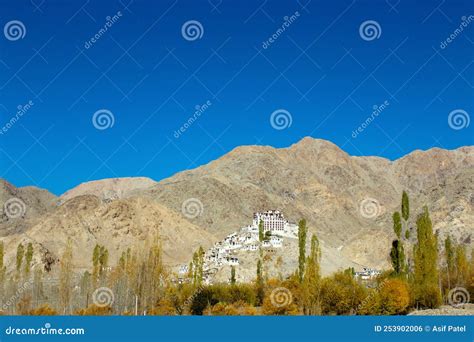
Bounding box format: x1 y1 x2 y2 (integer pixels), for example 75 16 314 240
0 0 473 195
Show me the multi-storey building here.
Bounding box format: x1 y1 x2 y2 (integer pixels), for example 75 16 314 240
252 210 298 236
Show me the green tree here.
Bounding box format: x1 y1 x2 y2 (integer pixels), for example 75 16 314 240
142 236 165 313
99 246 109 278
413 207 441 308
191 251 198 286
390 240 405 275
454 245 469 287
230 266 236 285
24 243 33 276
405 229 410 240
298 219 307 282
255 259 264 305
401 191 410 221
16 243 24 274
92 244 100 286
392 212 402 239
301 234 322 314
191 246 205 287
258 220 264 242
190 288 216 315
444 235 455 289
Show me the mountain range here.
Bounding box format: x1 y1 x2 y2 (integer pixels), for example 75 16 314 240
1 137 472 277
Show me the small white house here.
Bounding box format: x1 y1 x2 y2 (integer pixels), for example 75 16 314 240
270 236 283 248
178 265 189 275
243 244 259 252
355 267 381 280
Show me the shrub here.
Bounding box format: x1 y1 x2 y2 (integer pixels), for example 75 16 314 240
149 298 178 315
378 278 410 315
74 304 112 315
28 305 57 315
204 300 257 316
320 272 366 315
190 288 217 315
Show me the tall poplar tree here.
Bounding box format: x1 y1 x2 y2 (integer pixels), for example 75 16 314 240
298 219 307 282
302 234 322 314
59 240 73 314
99 246 109 279
390 240 405 275
258 219 264 242
191 246 204 287
92 244 100 287
393 212 402 239
401 191 410 221
16 243 24 274
454 245 469 287
230 266 236 285
24 243 33 276
413 207 441 308
444 235 455 289
255 259 264 305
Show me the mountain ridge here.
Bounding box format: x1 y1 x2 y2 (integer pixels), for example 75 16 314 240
0 136 472 278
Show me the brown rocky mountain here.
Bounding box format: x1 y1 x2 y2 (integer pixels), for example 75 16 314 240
137 138 473 271
0 137 472 277
0 192 217 275
59 177 157 203
0 179 57 235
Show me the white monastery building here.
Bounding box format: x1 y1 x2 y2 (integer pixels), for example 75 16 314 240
179 210 299 284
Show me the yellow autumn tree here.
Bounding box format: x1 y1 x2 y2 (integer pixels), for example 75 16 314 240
378 278 410 315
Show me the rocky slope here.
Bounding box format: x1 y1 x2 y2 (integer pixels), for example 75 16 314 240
0 193 217 274
0 137 472 277
59 177 157 203
137 138 473 271
0 179 57 236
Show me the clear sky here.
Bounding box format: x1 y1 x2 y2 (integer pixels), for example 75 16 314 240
0 0 473 195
